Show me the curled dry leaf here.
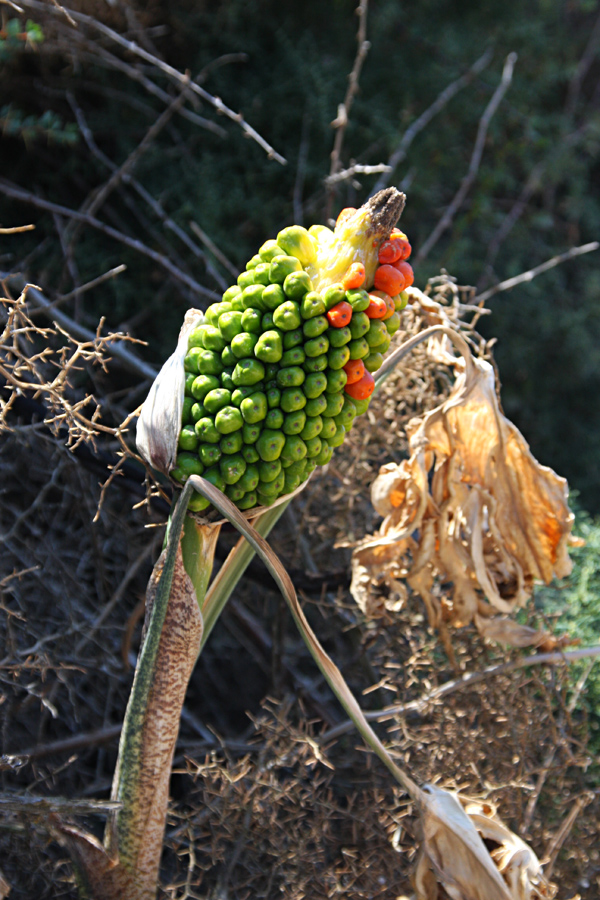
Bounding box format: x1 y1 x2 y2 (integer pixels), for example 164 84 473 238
411 787 557 900
351 348 574 635
136 308 204 476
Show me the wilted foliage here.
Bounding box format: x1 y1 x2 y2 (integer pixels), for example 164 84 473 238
351 286 574 655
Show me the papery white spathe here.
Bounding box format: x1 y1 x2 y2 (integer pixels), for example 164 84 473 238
136 308 205 475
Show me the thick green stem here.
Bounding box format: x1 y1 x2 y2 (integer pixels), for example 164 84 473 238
200 501 289 648
96 484 214 899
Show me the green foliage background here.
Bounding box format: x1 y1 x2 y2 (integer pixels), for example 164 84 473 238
1 0 600 511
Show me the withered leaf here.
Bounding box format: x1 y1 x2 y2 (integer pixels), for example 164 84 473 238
352 351 573 637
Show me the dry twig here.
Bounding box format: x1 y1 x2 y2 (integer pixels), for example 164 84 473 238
416 53 517 263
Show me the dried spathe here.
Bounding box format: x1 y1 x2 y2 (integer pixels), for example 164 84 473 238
136 308 205 476
351 349 574 639
412 787 557 900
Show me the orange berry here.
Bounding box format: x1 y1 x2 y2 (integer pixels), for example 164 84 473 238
326 301 353 328
344 369 375 400
378 239 403 265
343 358 365 385
369 290 395 319
342 262 366 290
393 260 414 288
373 264 404 296
365 293 387 319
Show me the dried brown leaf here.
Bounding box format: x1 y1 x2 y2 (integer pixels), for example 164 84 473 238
414 787 558 900
352 350 573 637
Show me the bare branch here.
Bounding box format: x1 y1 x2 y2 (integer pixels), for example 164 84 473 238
41 264 127 310
78 75 193 225
321 644 600 742
325 162 391 187
416 52 517 263
0 224 35 233
372 48 493 195
0 178 219 302
20 0 287 164
564 8 600 119
189 221 239 280
67 94 228 291
475 241 599 304
479 124 590 285
327 0 370 202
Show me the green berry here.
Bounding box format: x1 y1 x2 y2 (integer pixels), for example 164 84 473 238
199 443 222 466
218 310 244 342
364 351 384 372
305 436 322 458
265 408 284 429
241 391 268 424
269 255 302 284
304 372 327 398
258 459 282 483
242 445 260 464
198 349 224 376
241 284 265 311
191 374 220 401
238 464 260 492
237 270 255 290
220 431 244 454
232 358 265 386
277 366 305 388
178 425 198 452
255 330 283 364
328 326 351 348
283 270 313 300
215 406 243 434
174 453 204 479
305 395 328 417
300 416 323 440
184 347 202 374
303 354 328 372
348 338 370 360
349 311 370 339
195 417 221 444
257 429 286 461
262 283 286 310
223 285 242 304
323 284 346 310
236 491 258 510
204 388 233 415
325 369 347 392
220 453 247 485
302 315 329 338
280 346 305 367
273 300 302 331
280 387 306 412
301 292 326 319
283 410 306 435
327 346 350 369
241 308 263 334
259 239 286 263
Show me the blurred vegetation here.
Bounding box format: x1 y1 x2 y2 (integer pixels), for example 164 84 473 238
1 0 600 511
537 499 600 748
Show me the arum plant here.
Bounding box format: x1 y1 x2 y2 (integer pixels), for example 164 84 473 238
56 192 559 899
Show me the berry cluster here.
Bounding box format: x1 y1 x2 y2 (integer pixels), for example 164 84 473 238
172 221 413 513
